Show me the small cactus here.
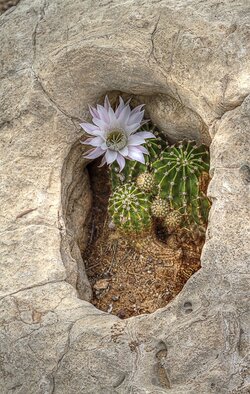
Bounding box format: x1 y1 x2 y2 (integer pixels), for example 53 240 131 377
164 210 183 233
108 183 151 233
153 141 210 224
151 197 170 218
136 172 156 193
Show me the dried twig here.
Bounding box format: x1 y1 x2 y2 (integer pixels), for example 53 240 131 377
107 239 118 273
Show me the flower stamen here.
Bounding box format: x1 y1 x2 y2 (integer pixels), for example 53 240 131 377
106 129 128 151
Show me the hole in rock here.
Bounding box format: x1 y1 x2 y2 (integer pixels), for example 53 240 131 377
77 94 211 319
183 301 192 308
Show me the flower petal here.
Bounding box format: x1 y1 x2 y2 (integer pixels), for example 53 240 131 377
115 96 125 117
83 147 104 160
127 110 144 126
88 105 100 119
117 104 131 125
135 131 156 139
81 137 94 145
127 146 146 164
116 153 126 172
136 145 149 154
92 117 107 129
119 146 129 156
115 97 132 118
80 122 101 135
101 141 108 150
124 123 143 134
83 136 104 147
104 95 110 111
96 105 110 124
105 149 118 164
98 155 107 167
128 134 146 146
130 104 145 114
107 105 119 128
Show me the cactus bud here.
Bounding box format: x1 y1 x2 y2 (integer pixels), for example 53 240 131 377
164 210 183 233
136 172 156 193
151 197 170 218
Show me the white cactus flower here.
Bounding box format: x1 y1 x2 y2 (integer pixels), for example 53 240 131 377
80 96 155 171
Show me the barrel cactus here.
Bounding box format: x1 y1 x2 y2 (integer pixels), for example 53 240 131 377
108 183 151 233
153 141 210 224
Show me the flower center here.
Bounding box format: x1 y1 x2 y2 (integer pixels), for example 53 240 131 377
106 129 127 151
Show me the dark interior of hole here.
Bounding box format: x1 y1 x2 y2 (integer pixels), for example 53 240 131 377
83 133 210 319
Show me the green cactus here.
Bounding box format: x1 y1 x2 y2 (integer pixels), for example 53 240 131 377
153 141 210 224
108 183 151 233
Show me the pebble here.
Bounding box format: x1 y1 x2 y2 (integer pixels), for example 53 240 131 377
93 279 109 291
108 221 116 230
117 309 126 319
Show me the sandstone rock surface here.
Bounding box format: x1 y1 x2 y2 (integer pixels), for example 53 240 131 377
0 0 249 393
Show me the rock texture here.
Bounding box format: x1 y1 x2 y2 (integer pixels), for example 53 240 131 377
0 0 249 393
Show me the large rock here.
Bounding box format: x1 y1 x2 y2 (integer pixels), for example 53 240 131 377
0 0 249 393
